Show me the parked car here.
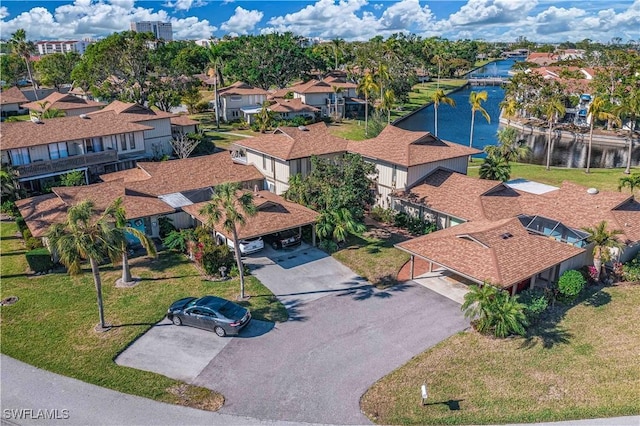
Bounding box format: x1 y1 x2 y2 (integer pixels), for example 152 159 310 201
216 232 264 255
263 229 301 250
166 295 251 337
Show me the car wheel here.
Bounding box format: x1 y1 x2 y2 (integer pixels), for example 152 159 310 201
271 241 279 250
172 315 182 326
214 326 226 337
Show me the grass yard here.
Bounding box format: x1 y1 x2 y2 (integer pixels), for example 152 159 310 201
361 284 640 424
332 225 411 287
0 220 287 409
468 163 640 193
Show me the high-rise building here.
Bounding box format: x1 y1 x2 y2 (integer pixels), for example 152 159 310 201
35 40 94 56
130 21 173 41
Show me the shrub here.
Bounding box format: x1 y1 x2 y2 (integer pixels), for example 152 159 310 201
1 200 19 216
370 206 395 224
318 239 338 253
158 216 175 239
15 216 27 232
22 228 32 240
25 247 54 273
622 254 640 283
25 237 43 250
162 229 195 253
394 212 409 228
517 288 549 323
194 100 210 113
558 269 586 299
200 243 234 276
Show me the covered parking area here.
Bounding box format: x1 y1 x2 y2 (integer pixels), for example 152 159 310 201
182 190 319 249
396 217 586 295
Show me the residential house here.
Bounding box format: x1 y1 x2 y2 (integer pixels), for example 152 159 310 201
16 152 265 243
88 101 174 159
183 189 319 247
392 169 640 293
286 76 359 118
526 52 558 66
170 115 199 138
0 112 152 193
347 126 480 207
0 87 29 118
215 81 268 123
267 98 320 121
231 122 348 194
21 92 105 117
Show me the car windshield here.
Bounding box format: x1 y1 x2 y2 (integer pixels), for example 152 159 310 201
218 301 244 319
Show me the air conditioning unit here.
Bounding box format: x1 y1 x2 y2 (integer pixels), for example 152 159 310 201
30 116 42 124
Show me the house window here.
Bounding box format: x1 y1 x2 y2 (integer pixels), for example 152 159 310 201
230 95 242 101
10 148 30 165
86 137 103 153
292 158 301 175
119 134 126 151
48 142 69 160
262 154 267 170
126 133 135 150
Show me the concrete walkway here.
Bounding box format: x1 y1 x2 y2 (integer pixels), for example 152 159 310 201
411 270 470 305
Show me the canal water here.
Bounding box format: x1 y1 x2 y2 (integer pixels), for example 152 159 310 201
397 59 639 168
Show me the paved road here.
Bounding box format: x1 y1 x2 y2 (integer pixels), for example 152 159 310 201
192 245 469 424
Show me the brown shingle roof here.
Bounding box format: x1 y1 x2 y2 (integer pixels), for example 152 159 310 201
21 92 105 112
397 218 584 288
100 152 264 196
89 101 175 122
0 87 29 105
347 125 481 167
235 122 348 160
170 115 200 126
0 112 152 150
218 81 268 97
16 180 175 238
183 190 318 240
269 98 320 113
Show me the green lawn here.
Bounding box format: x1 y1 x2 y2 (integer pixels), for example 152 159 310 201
361 284 640 424
332 225 411 287
0 220 287 409
468 163 640 193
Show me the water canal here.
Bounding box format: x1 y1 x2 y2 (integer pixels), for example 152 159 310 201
397 59 639 169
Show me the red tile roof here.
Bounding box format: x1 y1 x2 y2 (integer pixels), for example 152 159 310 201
100 152 264 196
397 218 584 288
347 125 481 167
0 87 29 105
183 190 318 240
21 92 105 112
0 112 152 150
235 122 348 160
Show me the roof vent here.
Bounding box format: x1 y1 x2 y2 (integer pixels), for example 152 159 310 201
79 114 89 119
500 232 513 239
587 187 599 195
297 125 308 131
30 116 42 124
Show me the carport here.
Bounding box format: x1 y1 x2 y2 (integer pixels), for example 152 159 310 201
182 190 319 247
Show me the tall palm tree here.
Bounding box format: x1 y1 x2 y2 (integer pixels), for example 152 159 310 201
618 173 640 194
9 29 38 100
612 90 640 174
499 97 518 126
432 89 456 137
469 91 490 158
582 220 624 278
46 200 125 330
541 97 566 171
332 85 343 120
357 73 379 137
375 63 390 101
330 38 345 70
485 127 530 163
586 96 620 173
105 198 157 284
199 182 257 299
379 88 395 124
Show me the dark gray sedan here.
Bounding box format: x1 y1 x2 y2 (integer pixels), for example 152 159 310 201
167 296 251 337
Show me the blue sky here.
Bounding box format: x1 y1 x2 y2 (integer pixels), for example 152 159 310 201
1 0 639 43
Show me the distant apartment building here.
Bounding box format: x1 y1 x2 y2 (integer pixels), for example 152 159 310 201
130 21 173 41
36 40 93 56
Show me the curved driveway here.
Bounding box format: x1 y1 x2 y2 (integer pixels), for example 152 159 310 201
193 246 469 424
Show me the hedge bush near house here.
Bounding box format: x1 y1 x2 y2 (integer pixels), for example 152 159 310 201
25 247 54 273
558 269 587 299
621 254 640 283
517 288 549 323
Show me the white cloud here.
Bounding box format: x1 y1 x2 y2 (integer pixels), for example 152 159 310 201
0 6 9 20
379 0 435 31
0 0 216 40
448 0 538 26
164 0 208 12
221 6 263 35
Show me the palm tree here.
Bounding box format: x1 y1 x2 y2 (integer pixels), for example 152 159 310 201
9 29 38 100
479 156 511 182
618 173 640 194
375 63 390 101
0 165 20 201
484 127 530 163
254 101 275 133
330 38 345 70
46 200 125 330
357 73 379 137
35 101 65 119
199 182 257 299
469 91 490 158
499 97 518 126
379 88 395 124
105 198 157 284
612 90 640 174
582 220 624 278
332 85 343 121
316 207 365 244
541 97 566 171
432 89 456 137
462 283 527 338
586 96 620 173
